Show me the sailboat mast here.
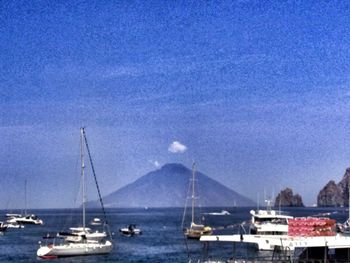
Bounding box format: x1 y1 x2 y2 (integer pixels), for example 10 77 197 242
24 179 27 215
191 162 195 224
80 128 86 231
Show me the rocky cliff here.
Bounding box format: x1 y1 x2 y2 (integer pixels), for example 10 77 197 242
275 188 304 207
317 168 350 207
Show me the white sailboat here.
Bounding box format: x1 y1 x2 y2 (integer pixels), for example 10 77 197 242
37 128 113 259
183 162 212 239
6 180 43 225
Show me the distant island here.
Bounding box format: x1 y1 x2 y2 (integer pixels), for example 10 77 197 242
87 163 255 208
317 168 350 207
275 188 304 207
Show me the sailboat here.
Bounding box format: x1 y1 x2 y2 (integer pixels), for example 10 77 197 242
6 180 43 225
37 128 113 259
183 162 212 239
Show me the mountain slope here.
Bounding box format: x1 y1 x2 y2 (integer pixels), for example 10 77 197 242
89 163 255 208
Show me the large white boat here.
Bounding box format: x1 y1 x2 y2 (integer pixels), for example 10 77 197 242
182 162 212 239
201 217 337 251
37 128 113 259
249 200 293 236
199 217 350 262
196 199 294 250
6 213 43 225
200 233 350 262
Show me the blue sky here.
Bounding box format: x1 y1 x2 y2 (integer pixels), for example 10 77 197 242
1 1 350 208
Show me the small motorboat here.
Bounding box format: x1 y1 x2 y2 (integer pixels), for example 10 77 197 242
207 210 231 216
119 224 142 236
90 218 102 225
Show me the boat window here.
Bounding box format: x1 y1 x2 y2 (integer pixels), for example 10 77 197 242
255 218 288 224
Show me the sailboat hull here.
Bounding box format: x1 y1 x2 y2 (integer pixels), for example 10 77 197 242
185 227 212 239
37 241 113 258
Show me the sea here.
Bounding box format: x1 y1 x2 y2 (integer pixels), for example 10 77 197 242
0 207 348 263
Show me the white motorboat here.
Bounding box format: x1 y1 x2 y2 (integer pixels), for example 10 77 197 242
197 199 294 251
90 218 102 225
6 213 43 225
249 199 292 236
119 224 142 236
207 210 231 216
182 162 212 239
37 128 113 259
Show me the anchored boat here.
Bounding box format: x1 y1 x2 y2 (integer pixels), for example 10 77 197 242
6 213 43 225
90 218 102 226
119 224 142 236
6 181 44 225
249 199 293 236
182 162 212 239
37 128 113 258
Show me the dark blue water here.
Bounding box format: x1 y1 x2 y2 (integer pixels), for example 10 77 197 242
0 207 348 262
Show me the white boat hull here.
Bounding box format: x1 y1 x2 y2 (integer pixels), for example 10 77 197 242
201 234 287 250
37 241 113 258
6 223 24 229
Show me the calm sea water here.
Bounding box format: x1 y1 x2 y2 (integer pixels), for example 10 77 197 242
0 207 348 262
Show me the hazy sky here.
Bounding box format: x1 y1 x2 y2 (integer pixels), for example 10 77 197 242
1 1 350 208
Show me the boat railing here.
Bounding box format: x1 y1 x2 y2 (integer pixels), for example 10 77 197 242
274 210 291 216
255 209 291 217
